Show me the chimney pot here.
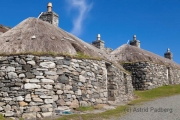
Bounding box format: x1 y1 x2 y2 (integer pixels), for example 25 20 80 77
97 34 101 40
47 2 53 12
167 48 170 52
133 35 136 40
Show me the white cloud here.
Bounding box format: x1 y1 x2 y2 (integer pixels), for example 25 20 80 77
67 0 93 36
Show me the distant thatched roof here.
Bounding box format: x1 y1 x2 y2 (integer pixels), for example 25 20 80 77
0 18 109 59
0 24 10 34
110 44 180 69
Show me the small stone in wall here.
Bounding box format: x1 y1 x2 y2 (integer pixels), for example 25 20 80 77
29 79 40 83
5 111 14 117
56 99 66 106
65 85 72 90
41 79 54 83
66 101 71 106
56 90 63 95
3 98 12 101
37 113 42 119
24 83 41 89
44 99 54 104
54 83 61 89
0 102 6 106
77 89 82 95
0 106 3 111
19 73 25 78
22 64 31 71
40 62 56 68
45 71 57 76
56 60 63 65
78 82 83 86
25 94 31 102
0 71 5 77
91 98 95 102
55 57 64 60
26 72 35 79
72 95 76 99
29 102 44 106
63 60 70 66
40 95 52 99
19 101 28 107
72 86 78 91
70 99 79 108
74 63 79 68
32 97 43 102
6 66 15 72
27 61 36 66
8 72 17 79
80 101 88 107
57 74 69 84
36 68 48 71
18 59 26 65
36 76 45 79
4 104 11 111
79 75 86 82
96 99 103 103
43 84 53 89
46 75 58 80
22 113 36 120
57 69 63 75
67 94 71 99
40 56 54 60
41 112 52 118
16 96 24 101
29 106 41 112
52 95 58 101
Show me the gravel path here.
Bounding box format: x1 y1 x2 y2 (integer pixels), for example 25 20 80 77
114 95 180 120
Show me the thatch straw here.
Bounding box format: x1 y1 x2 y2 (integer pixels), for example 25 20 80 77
110 44 180 69
0 24 10 33
0 18 109 60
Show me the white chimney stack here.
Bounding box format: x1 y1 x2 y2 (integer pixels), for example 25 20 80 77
133 35 136 40
97 34 101 41
47 2 53 12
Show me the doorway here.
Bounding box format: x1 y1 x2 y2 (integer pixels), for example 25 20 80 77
105 63 116 101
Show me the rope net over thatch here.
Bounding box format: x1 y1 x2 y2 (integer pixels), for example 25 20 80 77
110 44 180 69
0 18 109 60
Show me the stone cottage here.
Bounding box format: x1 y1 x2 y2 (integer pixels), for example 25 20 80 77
0 2 134 119
110 35 180 90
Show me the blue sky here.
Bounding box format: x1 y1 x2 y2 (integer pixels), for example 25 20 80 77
1 0 180 64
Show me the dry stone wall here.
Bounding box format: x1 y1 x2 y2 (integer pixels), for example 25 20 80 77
123 62 180 90
106 64 133 103
0 55 133 119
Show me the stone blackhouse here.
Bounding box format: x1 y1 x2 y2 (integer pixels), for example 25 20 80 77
0 2 179 119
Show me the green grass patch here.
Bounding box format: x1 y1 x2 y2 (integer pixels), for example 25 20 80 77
55 84 180 120
0 52 103 61
0 114 4 120
75 52 91 59
130 84 180 105
75 106 94 112
0 114 13 120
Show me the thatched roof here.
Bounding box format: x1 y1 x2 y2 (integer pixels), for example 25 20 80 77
0 25 10 34
110 44 180 69
0 18 109 59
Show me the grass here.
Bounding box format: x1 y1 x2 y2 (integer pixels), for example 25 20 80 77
0 114 4 120
130 84 180 105
0 114 13 120
75 106 94 112
56 84 180 120
0 51 103 61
